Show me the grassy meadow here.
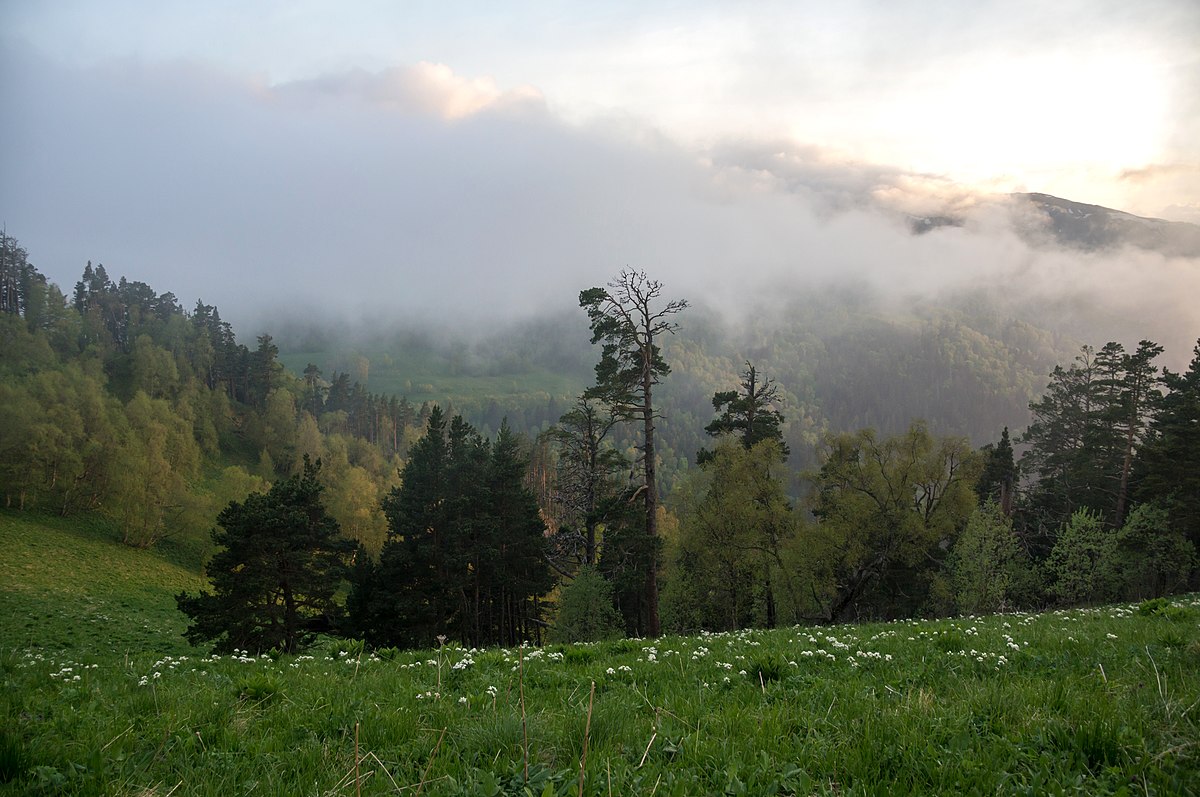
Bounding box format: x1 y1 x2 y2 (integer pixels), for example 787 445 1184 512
278 346 585 416
2 511 1199 795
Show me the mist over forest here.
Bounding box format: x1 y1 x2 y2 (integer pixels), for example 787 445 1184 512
4 36 1198 374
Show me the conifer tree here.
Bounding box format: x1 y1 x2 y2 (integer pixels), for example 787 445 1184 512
486 421 554 646
698 362 789 463
579 269 687 636
1137 338 1200 551
176 458 356 653
354 410 552 648
976 427 1017 515
361 407 451 647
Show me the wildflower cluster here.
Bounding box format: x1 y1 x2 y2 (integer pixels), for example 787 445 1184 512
50 662 97 681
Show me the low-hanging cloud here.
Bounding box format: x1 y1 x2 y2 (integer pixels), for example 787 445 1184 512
281 62 547 121
1 44 1197 366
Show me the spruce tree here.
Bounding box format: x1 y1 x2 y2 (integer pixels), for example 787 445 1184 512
976 427 1017 515
361 406 452 647
1137 339 1200 552
355 411 552 648
486 421 553 646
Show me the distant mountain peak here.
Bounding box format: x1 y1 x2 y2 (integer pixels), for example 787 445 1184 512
1010 193 1200 258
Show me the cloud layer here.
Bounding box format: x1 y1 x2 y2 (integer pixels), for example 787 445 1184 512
1 46 1197 366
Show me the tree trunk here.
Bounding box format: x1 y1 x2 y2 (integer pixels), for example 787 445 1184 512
642 371 661 637
282 579 297 653
764 563 777 629
1116 414 1136 524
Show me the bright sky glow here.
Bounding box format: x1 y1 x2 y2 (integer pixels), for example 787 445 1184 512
857 50 1173 183
4 1 1196 219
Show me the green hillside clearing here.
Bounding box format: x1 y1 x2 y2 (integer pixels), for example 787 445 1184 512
0 512 206 658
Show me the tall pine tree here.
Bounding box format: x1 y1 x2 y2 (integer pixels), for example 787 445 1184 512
579 269 687 637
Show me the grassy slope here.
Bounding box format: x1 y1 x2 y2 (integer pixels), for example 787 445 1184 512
0 511 206 658
279 347 584 410
2 512 1199 795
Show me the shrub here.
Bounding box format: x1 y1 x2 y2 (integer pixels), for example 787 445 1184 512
1046 509 1121 606
548 566 624 643
1137 597 1193 622
1116 503 1196 599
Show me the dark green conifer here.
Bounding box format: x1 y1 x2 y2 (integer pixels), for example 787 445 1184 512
176 458 356 653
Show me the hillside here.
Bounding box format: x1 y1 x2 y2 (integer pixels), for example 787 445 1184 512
1014 193 1200 257
273 292 1074 483
0 511 206 657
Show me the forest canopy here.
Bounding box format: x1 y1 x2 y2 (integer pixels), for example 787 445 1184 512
2 231 1197 650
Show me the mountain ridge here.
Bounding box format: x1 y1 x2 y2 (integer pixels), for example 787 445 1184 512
1013 192 1200 257
908 192 1200 259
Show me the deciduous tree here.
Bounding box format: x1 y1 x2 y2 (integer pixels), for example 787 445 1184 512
548 396 629 571
1045 508 1121 606
947 501 1027 614
809 422 981 620
666 438 795 631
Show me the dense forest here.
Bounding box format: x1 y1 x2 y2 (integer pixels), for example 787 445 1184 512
2 231 1197 653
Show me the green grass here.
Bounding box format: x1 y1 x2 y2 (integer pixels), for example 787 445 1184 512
0 511 205 658
279 346 586 410
3 512 1199 795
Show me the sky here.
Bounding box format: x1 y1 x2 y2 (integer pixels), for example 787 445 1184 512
1 1 1198 345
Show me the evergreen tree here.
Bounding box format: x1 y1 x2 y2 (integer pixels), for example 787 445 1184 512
485 421 554 646
976 427 1017 515
579 269 687 636
1137 338 1200 552
1021 348 1104 534
1102 340 1163 523
698 362 789 463
1022 341 1163 535
446 414 492 645
360 407 452 647
176 458 356 653
354 410 551 648
301 362 325 416
248 334 282 408
0 231 47 321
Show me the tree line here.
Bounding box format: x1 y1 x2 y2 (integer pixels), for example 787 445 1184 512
0 233 426 554
3 232 1196 653
183 266 1199 653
